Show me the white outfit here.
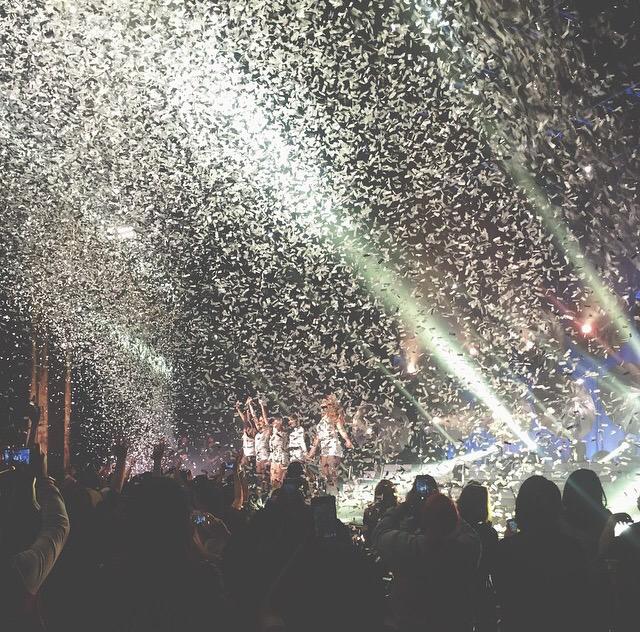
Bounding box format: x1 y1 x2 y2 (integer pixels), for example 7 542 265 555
12 479 70 595
269 428 289 465
288 426 307 462
316 416 343 458
255 430 270 462
242 431 256 458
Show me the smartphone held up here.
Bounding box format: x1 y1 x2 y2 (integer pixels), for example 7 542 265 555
1 446 31 466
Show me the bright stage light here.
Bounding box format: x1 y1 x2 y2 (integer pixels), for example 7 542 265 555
606 468 640 518
413 445 500 480
345 240 536 450
615 522 631 537
357 341 459 445
116 225 136 240
580 321 593 335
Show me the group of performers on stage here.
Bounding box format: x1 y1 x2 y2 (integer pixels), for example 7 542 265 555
234 394 354 495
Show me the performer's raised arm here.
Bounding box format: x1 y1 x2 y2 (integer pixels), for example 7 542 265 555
246 397 260 429
235 401 247 425
258 397 269 426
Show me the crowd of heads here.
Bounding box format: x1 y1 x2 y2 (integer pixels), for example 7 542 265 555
2 418 639 632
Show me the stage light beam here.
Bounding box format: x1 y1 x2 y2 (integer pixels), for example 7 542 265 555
344 236 537 451
166 38 535 450
505 161 640 362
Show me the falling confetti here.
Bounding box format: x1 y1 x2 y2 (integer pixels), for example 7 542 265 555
0 0 639 506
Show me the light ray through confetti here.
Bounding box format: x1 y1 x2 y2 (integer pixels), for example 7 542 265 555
159 20 535 448
0 1 638 478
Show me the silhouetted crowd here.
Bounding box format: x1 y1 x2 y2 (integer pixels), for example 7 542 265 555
2 440 639 632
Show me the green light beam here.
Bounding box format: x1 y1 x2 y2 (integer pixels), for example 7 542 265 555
356 340 459 445
409 3 640 381
170 32 534 448
507 162 640 360
339 231 537 450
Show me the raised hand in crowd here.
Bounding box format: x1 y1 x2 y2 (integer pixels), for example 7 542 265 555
152 439 166 477
109 439 129 494
598 511 634 556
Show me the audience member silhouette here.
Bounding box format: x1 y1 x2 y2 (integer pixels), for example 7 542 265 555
363 479 398 544
0 447 69 632
223 484 313 630
561 468 612 560
264 499 387 632
606 494 640 632
373 491 481 632
96 476 232 632
493 475 594 632
457 481 498 632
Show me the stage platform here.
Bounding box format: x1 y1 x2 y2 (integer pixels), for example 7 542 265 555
337 453 640 531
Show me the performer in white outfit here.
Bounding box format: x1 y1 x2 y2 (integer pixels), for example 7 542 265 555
242 430 256 460
269 417 289 488
307 394 353 494
235 400 256 470
249 397 271 491
287 415 307 463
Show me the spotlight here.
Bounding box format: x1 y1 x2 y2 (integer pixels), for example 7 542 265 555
580 321 593 335
115 225 136 240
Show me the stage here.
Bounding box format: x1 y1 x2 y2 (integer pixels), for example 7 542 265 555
337 451 640 530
